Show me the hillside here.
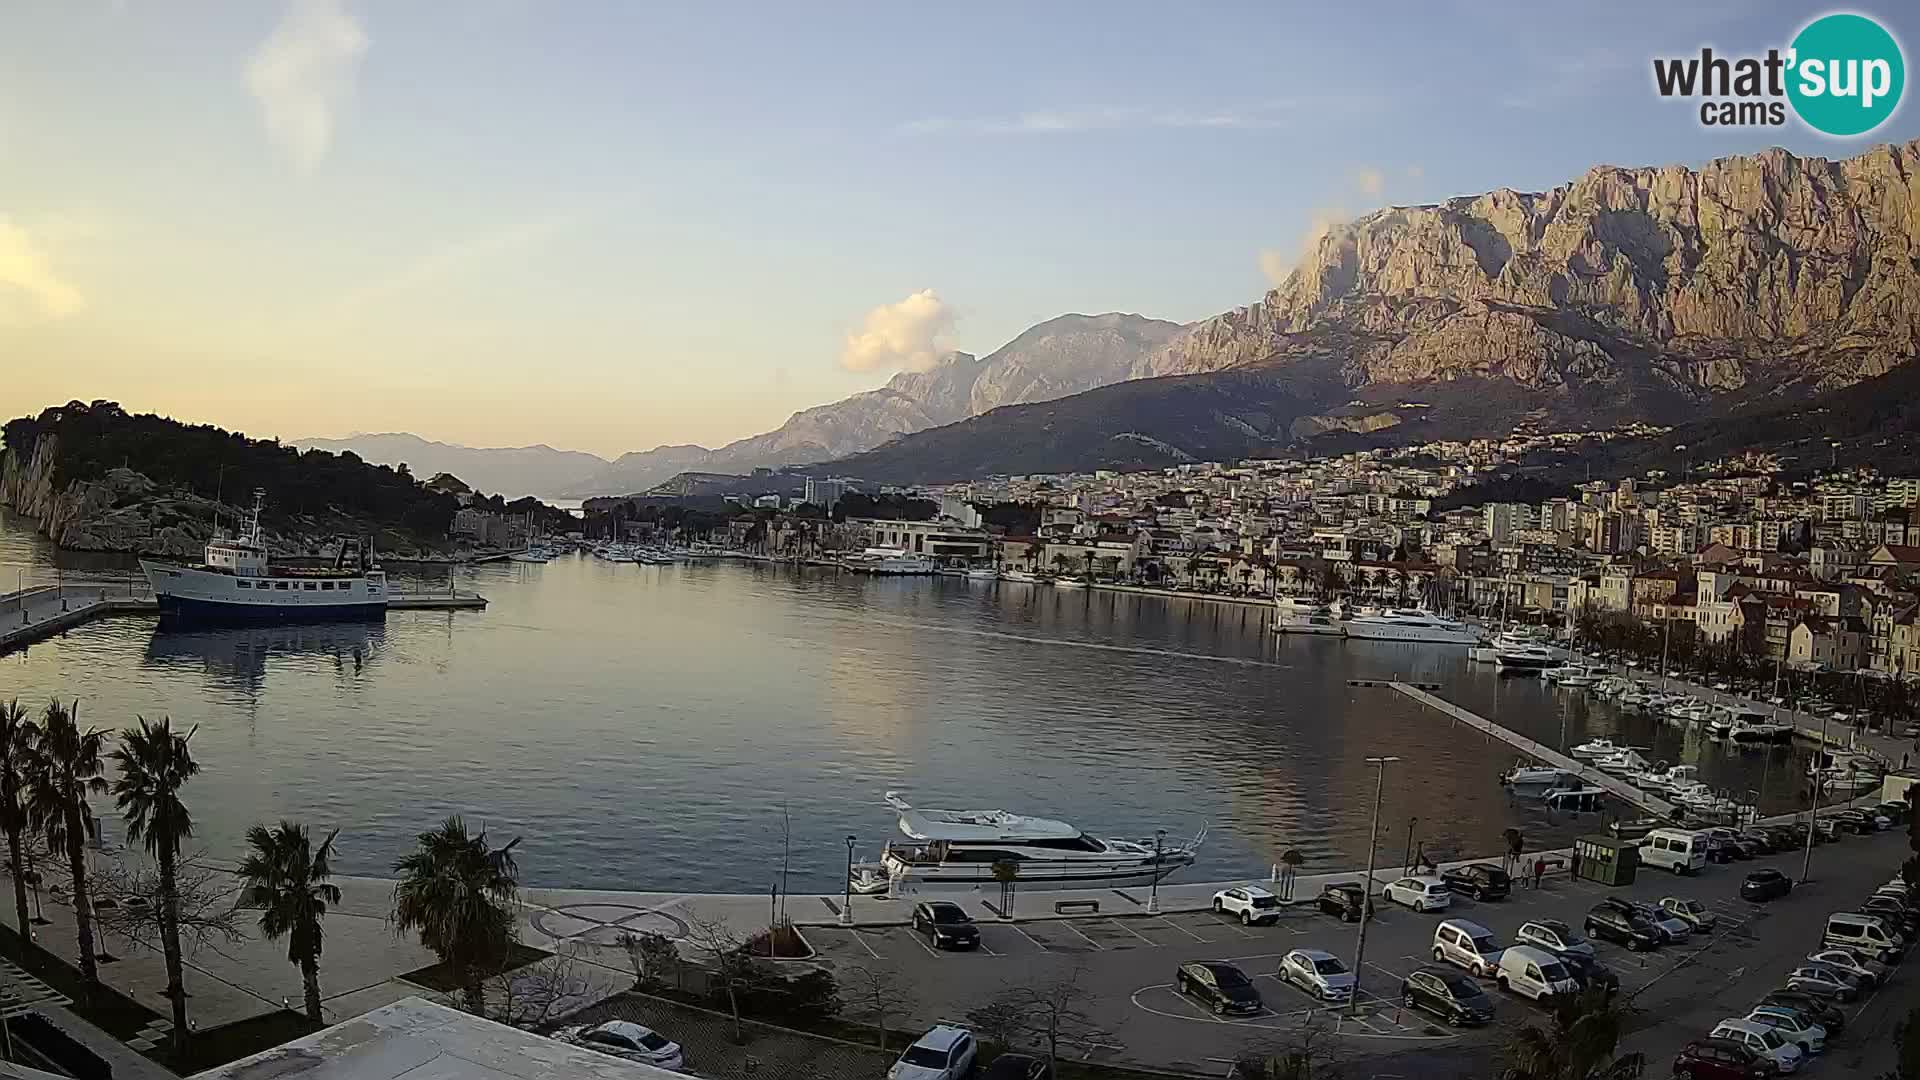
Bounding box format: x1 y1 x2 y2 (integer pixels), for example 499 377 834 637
292 432 607 499
829 140 1920 483
2 402 564 555
562 312 1184 495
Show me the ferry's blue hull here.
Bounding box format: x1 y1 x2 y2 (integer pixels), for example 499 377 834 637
156 595 387 623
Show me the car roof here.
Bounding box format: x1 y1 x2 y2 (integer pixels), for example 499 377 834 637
1438 918 1492 935
1712 1019 1766 1036
1194 960 1245 975
590 1020 659 1040
1402 875 1446 886
1503 944 1559 964
1291 948 1338 962
924 901 967 912
1524 918 1570 932
911 1025 969 1050
1229 884 1278 897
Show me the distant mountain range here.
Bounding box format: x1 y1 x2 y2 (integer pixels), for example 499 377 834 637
302 312 1183 496
831 139 1920 483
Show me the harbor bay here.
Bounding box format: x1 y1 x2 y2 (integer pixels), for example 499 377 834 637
0 510 1817 897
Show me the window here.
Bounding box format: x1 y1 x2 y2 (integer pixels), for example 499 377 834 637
276 582 289 590
321 581 334 590
236 581 251 589
304 583 317 590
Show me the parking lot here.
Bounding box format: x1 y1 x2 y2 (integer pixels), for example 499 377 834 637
799 828 1915 1076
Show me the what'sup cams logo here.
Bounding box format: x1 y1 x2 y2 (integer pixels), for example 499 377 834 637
1652 12 1905 136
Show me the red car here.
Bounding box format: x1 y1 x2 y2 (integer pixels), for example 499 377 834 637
1673 1037 1779 1079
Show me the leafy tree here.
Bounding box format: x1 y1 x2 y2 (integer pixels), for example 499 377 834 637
111 716 200 1054
1050 553 1073 576
25 700 107 999
237 821 341 1023
0 700 35 963
391 817 522 1014
1500 990 1644 1080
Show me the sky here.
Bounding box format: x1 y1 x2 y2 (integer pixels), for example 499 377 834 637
3 1 1918 459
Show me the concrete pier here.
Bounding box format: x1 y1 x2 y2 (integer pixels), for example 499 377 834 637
1389 681 1680 817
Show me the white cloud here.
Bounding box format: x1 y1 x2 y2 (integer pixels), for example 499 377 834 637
245 0 368 171
1354 167 1386 197
898 101 1307 136
1258 208 1353 286
841 289 955 373
0 217 84 323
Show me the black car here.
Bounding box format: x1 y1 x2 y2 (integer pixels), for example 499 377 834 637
1833 809 1880 833
1439 863 1511 901
1584 904 1661 951
1176 961 1263 1016
1556 951 1620 997
1399 965 1495 1026
982 1053 1051 1080
1758 990 1846 1036
1873 801 1910 825
1316 882 1374 922
1740 868 1793 902
911 901 980 950
1737 830 1776 855
1860 896 1920 933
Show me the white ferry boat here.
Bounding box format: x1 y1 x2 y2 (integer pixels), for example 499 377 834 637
1341 608 1482 645
1272 596 1345 636
874 792 1201 892
140 492 387 621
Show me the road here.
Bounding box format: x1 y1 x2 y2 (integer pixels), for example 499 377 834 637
798 828 1915 1077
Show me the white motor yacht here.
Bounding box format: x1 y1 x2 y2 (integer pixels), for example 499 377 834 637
875 792 1202 893
1340 608 1483 645
844 548 938 575
1595 749 1652 774
1570 737 1622 759
1273 596 1346 636
1000 568 1040 583
965 565 1001 580
1501 761 1572 787
1496 644 1558 673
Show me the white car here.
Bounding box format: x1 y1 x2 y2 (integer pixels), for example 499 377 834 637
1383 876 1452 913
1747 1006 1826 1055
1807 947 1888 987
556 1020 685 1071
889 1025 977 1080
1709 1019 1804 1073
1213 884 1282 926
1658 897 1718 933
1279 948 1355 1002
1515 919 1595 959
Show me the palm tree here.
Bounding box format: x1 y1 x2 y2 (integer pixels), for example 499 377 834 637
0 700 36 963
391 816 522 1014
237 821 340 1023
26 699 107 998
1500 990 1645 1079
111 715 200 1055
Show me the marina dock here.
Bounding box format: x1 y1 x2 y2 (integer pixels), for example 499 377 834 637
0 583 488 655
1389 680 1680 817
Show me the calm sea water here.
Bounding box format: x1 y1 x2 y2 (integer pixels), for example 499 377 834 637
0 510 1813 893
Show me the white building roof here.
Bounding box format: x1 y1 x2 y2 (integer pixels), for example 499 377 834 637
192 998 679 1080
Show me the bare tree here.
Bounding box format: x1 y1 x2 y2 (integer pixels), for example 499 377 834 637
474 942 598 1029
1237 1013 1349 1079
841 964 917 1050
965 964 1112 1075
615 929 682 991
683 911 772 1043
92 851 243 957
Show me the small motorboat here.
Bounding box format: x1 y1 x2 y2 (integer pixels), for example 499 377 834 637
1544 785 1607 812
1570 737 1621 759
848 861 893 896
1502 762 1571 787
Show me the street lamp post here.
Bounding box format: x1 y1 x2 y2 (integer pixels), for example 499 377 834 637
1148 830 1166 914
1800 709 1831 884
840 835 856 927
1401 816 1419 874
1351 755 1400 1015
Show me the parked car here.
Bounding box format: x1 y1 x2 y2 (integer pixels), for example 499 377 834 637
1213 885 1282 926
1758 991 1845 1036
1704 828 1756 861
1707 1020 1803 1074
1784 964 1860 1003
889 1025 978 1080
1400 965 1496 1026
1316 881 1374 922
1745 1007 1826 1056
1176 961 1263 1016
1432 919 1505 977
1439 863 1511 901
1741 869 1794 902
1584 904 1662 951
1279 949 1356 1002
911 902 981 950
1738 830 1777 855
1833 808 1888 833
1495 945 1579 1002
1812 817 1844 842
1671 1037 1781 1079
1555 950 1620 997
1859 895 1920 933
1806 947 1887 988
556 1021 686 1071
1629 901 1692 943
1661 896 1720 932
1516 919 1595 959
1872 801 1910 825
1382 875 1453 913
981 1053 1050 1080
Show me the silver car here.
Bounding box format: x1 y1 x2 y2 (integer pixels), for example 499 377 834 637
1280 948 1356 1001
556 1020 685 1071
1515 919 1595 959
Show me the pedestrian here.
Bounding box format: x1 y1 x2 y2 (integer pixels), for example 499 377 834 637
1532 857 1545 890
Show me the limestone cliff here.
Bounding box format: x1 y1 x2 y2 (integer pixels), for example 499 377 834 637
1141 140 1920 404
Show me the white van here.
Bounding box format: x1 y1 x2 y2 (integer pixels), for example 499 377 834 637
1433 919 1505 977
1495 945 1578 1002
1640 828 1709 874
1824 912 1906 963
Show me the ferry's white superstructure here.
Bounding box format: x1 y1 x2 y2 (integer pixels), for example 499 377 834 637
874 792 1200 893
140 491 387 621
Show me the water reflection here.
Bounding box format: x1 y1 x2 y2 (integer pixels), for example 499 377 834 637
142 619 386 693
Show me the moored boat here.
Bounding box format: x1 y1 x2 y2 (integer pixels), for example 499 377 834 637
140 491 388 622
875 791 1202 893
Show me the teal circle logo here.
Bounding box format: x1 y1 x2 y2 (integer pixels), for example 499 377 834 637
1787 13 1905 136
